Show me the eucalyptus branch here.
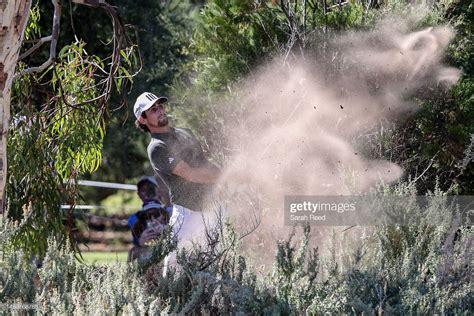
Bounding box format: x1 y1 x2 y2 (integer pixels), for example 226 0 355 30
18 35 53 61
50 0 132 111
16 0 135 111
71 0 131 110
14 0 61 79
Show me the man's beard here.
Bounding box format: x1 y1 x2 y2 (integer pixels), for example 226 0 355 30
158 116 168 127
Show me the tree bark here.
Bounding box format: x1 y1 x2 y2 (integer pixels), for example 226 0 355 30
0 0 32 209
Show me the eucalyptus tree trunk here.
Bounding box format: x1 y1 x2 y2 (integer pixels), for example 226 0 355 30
0 0 32 209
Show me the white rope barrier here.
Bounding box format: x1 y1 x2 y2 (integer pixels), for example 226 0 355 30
76 180 137 191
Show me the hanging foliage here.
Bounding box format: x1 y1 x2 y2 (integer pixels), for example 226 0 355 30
6 0 139 255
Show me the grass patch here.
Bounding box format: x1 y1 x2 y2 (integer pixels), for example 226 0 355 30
79 251 128 264
100 190 142 216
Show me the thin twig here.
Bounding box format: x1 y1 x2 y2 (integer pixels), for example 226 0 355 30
413 154 438 183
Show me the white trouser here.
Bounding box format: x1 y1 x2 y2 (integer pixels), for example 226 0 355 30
162 204 209 276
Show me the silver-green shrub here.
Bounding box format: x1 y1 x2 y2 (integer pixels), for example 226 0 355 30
0 184 472 314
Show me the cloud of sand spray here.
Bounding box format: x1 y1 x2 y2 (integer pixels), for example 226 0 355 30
198 23 460 266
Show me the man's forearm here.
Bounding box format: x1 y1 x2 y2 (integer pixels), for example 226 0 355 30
187 166 220 184
172 160 220 184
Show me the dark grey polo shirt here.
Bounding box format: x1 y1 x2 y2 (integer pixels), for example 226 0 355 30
147 128 212 211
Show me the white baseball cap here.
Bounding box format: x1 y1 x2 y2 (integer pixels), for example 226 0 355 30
137 176 159 189
133 92 168 119
142 201 164 211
